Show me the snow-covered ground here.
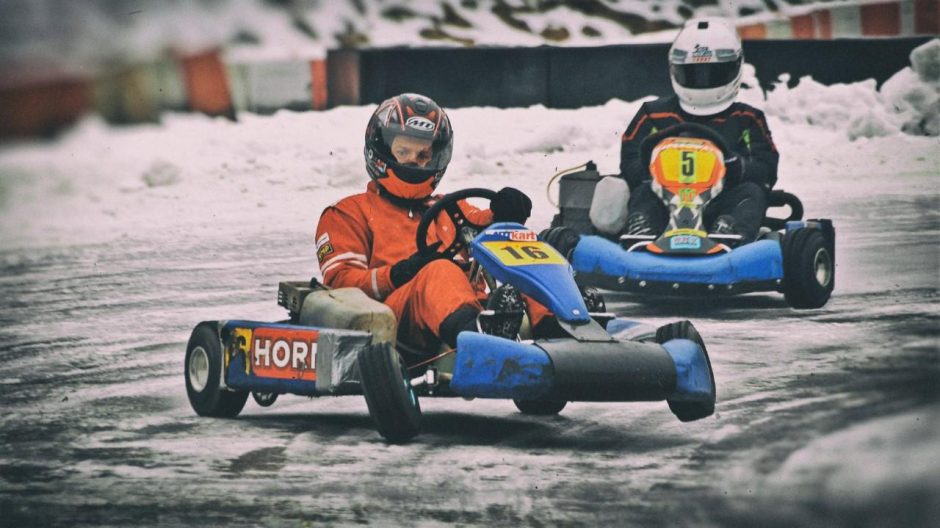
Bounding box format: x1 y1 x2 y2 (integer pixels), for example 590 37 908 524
0 40 938 528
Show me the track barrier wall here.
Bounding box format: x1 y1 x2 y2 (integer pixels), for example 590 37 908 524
0 3 936 139
341 36 933 109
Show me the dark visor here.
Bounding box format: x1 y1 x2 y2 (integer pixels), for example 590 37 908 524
671 58 742 89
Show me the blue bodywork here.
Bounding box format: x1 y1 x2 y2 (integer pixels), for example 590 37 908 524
227 347 320 396
571 235 783 285
471 223 591 324
661 339 714 401
450 333 554 400
449 332 715 405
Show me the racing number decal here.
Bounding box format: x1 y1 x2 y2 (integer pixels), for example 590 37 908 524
482 241 566 266
681 151 696 180
503 245 548 260
650 137 725 193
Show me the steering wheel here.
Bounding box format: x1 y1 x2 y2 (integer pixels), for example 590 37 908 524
639 122 734 168
416 188 497 260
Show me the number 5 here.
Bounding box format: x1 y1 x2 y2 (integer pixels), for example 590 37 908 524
681 151 695 178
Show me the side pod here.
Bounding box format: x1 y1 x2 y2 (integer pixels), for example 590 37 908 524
450 333 713 405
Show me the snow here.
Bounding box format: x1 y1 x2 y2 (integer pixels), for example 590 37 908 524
2 45 938 253
2 1 887 71
771 407 940 503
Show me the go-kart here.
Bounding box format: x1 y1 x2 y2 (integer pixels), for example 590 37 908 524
184 189 717 443
549 123 835 309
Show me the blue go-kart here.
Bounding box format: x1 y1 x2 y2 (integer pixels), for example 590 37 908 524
549 123 835 309
184 189 717 443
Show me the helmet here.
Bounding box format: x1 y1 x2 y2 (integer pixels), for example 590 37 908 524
669 17 743 116
364 93 453 200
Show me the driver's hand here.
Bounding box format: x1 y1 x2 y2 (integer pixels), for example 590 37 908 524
389 242 445 288
490 187 532 225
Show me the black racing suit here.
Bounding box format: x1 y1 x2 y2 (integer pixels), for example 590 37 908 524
619 95 779 241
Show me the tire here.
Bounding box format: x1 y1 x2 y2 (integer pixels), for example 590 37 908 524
357 342 422 443
782 228 834 309
252 392 278 407
513 398 567 415
656 320 716 422
184 322 249 418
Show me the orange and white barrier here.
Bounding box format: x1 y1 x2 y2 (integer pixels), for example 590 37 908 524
738 0 939 39
0 76 92 139
225 58 328 114
179 49 235 119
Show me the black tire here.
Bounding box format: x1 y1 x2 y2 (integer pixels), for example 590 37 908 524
513 398 567 415
357 342 422 443
782 228 834 309
252 392 278 407
656 320 716 422
184 322 249 418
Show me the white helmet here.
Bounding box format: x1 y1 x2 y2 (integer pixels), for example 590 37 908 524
669 17 743 116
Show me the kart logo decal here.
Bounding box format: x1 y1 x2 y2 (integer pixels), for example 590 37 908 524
487 229 537 241
509 231 538 242
692 44 713 63
669 235 702 250
405 116 435 132
251 327 318 381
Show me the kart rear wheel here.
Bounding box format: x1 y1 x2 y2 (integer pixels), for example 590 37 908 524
185 322 248 418
656 320 716 422
782 228 834 309
357 342 421 443
513 398 567 415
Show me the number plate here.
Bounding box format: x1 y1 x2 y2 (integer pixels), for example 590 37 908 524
649 137 725 194
481 241 566 266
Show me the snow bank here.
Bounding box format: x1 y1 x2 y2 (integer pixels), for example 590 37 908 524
769 407 940 517
765 39 940 140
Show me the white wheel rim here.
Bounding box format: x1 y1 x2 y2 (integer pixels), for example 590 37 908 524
189 346 210 392
813 248 832 288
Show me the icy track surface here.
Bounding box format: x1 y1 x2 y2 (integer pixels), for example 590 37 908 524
0 82 938 525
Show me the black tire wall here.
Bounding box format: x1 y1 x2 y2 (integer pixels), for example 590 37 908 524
329 38 932 109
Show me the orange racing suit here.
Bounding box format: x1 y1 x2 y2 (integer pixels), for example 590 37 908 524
316 182 494 347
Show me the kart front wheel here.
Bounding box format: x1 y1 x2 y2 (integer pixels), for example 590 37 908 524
656 320 716 422
357 342 421 443
252 392 278 407
782 228 834 309
513 398 567 415
184 322 248 418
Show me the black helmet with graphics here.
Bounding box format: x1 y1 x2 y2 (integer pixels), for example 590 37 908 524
364 93 454 200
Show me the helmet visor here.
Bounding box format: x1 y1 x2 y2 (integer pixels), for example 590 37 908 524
376 129 452 184
671 58 742 89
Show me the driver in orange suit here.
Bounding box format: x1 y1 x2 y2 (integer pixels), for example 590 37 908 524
315 93 537 352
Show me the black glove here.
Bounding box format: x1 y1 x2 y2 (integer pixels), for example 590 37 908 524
490 187 532 224
539 226 581 260
390 242 444 288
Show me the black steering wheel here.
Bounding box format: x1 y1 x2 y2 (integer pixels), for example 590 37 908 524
639 122 734 168
416 188 497 259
